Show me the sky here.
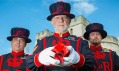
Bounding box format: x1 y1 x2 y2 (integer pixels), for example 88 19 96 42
0 0 119 54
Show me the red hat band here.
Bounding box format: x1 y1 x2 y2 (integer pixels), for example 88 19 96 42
12 30 27 38
52 6 70 15
93 25 100 30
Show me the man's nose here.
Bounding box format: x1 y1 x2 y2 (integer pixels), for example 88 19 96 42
59 17 64 22
16 39 20 43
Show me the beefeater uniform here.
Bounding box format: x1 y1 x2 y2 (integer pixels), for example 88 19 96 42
0 50 30 71
27 32 97 71
0 27 32 71
83 23 119 71
90 45 119 71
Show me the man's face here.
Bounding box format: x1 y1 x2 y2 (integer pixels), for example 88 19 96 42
89 32 102 46
11 37 26 52
51 15 71 33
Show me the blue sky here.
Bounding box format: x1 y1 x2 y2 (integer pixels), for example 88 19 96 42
0 0 119 54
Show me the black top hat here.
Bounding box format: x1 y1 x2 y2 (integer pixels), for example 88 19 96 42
47 1 75 21
7 27 31 43
83 23 107 40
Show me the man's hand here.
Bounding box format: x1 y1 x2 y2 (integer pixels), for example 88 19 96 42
38 47 60 66
59 46 80 67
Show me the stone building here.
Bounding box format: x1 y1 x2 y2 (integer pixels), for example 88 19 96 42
35 15 119 55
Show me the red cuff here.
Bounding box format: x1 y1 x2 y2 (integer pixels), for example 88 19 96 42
26 68 31 71
34 52 42 67
77 54 85 68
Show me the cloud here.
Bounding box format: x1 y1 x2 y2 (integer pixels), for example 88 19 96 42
71 0 97 15
42 0 97 16
63 0 98 15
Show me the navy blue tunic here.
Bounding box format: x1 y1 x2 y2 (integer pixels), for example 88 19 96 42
90 45 119 71
27 32 97 71
0 50 30 71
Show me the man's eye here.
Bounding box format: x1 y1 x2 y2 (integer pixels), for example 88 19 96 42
56 17 59 19
20 39 25 42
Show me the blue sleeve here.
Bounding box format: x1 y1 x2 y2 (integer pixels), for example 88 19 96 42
26 39 44 71
113 51 119 70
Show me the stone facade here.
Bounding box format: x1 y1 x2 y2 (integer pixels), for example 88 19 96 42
35 15 119 55
102 36 119 55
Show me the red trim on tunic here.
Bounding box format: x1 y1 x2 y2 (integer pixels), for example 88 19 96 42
54 32 70 38
12 50 24 56
109 51 113 71
76 37 81 52
26 68 31 71
74 37 85 71
0 55 4 71
34 52 42 67
90 45 102 51
77 54 85 68
42 37 47 71
42 38 47 49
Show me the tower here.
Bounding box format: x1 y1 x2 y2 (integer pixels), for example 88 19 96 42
68 15 89 37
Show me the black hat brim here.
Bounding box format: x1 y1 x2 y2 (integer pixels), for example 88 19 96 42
7 36 31 43
47 14 75 21
84 30 107 40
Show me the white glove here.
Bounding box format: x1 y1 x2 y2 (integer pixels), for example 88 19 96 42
38 47 60 66
56 61 73 67
63 46 80 65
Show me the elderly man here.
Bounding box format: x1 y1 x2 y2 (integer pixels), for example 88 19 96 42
0 27 31 71
83 23 119 71
27 1 97 71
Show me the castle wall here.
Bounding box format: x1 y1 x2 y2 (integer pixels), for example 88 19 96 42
102 36 119 55
68 24 83 37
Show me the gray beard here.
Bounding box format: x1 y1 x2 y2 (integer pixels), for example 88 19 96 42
55 29 68 33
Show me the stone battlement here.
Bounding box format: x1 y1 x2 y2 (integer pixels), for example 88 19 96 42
36 29 53 40
102 36 119 46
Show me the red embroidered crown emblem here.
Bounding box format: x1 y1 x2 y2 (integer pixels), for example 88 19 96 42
93 25 100 30
7 57 23 67
93 51 106 59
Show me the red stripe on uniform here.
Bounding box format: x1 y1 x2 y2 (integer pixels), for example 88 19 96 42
42 38 47 49
42 38 47 71
76 37 81 52
34 52 42 67
74 37 85 71
109 51 113 71
77 54 85 68
0 55 4 71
